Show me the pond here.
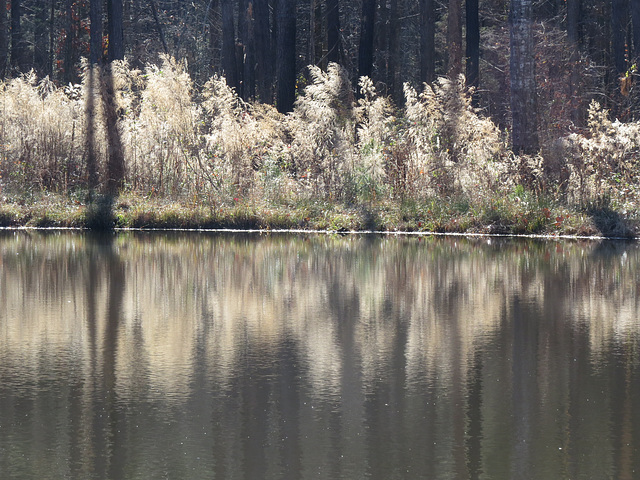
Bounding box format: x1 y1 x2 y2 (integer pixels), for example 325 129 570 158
1 231 639 479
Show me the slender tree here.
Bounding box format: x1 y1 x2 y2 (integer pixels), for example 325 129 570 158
358 0 376 80
108 0 125 61
611 0 628 75
448 0 463 77
0 0 7 77
90 0 103 64
466 0 480 93
221 0 239 90
243 1 256 99
255 0 273 101
276 0 296 113
388 0 400 99
419 0 436 84
567 0 581 123
510 0 539 154
633 0 640 61
327 0 341 64
33 2 49 77
11 0 28 72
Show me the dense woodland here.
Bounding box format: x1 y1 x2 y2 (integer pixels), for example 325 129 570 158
1 0 640 233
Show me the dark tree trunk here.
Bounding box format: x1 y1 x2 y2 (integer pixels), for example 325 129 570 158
11 0 28 72
148 0 168 55
448 0 463 77
510 0 539 154
0 0 7 77
108 0 125 61
358 0 376 80
611 0 628 74
34 2 49 77
466 0 479 93
388 0 399 99
64 0 78 83
243 1 256 99
276 0 296 113
633 0 640 61
255 0 272 102
221 0 239 90
419 0 435 84
567 0 581 124
327 0 341 64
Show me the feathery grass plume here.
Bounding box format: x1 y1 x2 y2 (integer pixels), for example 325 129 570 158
565 100 640 207
354 76 395 200
0 72 84 195
290 63 356 198
123 55 196 197
202 74 288 202
403 76 507 199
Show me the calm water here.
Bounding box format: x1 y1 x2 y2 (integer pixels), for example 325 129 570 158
1 231 640 479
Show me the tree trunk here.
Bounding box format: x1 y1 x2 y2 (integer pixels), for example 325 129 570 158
276 0 296 113
419 0 435 84
448 0 462 77
34 2 49 77
0 0 7 77
148 0 168 55
255 0 272 102
388 0 399 99
358 0 376 80
567 0 581 124
102 65 126 195
632 0 640 61
11 0 28 72
221 0 239 90
327 0 341 64
64 0 77 83
466 0 479 94
243 1 256 100
108 0 125 61
510 0 539 154
611 0 628 75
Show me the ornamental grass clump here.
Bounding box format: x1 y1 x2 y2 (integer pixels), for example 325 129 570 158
403 76 509 200
0 73 84 194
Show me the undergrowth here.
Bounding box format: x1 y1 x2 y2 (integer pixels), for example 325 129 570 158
0 56 639 237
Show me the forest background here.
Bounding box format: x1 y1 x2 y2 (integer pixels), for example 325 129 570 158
0 0 639 236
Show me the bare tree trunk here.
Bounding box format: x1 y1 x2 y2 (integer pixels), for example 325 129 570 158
255 0 272 102
388 0 399 99
510 0 539 154
102 65 126 195
148 0 168 55
448 0 462 77
64 0 77 83
34 3 49 77
221 0 239 90
327 0 341 64
567 0 581 124
0 0 7 77
419 0 435 84
632 0 640 62
276 0 296 113
466 0 479 95
243 1 256 99
11 0 28 73
612 0 628 75
108 0 125 61
358 0 376 80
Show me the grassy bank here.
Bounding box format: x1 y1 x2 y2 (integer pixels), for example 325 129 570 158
2 58 640 238
1 192 637 238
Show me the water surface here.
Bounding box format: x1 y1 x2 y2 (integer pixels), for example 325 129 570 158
1 231 639 479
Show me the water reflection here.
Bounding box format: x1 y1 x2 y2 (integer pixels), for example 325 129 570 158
1 231 640 479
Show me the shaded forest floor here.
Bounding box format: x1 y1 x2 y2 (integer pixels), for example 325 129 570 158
1 192 637 238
